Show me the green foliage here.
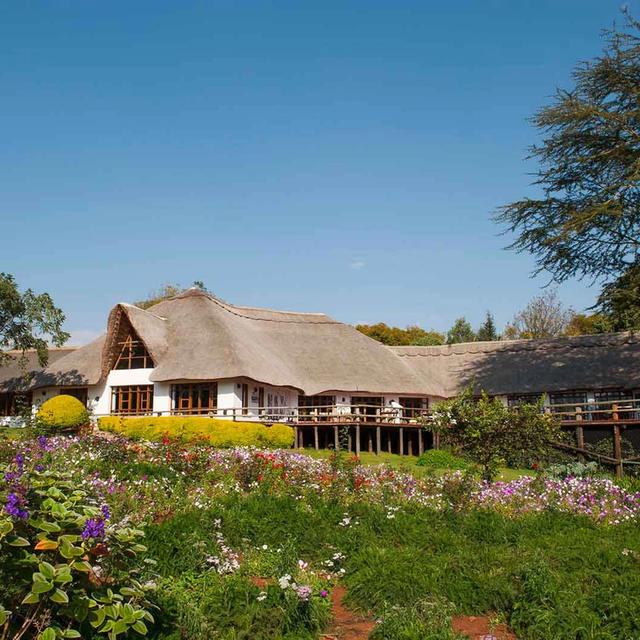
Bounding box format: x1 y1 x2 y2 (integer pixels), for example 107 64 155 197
37 395 90 433
563 312 610 336
416 448 470 472
431 390 561 480
596 260 640 331
355 322 445 346
476 311 498 341
496 14 640 285
0 272 69 367
0 462 155 640
446 317 476 344
98 416 294 449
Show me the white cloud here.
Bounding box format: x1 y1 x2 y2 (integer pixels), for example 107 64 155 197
349 259 366 270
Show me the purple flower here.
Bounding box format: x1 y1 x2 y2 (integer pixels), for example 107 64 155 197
101 504 111 520
320 589 328 598
15 454 24 471
5 492 28 520
81 517 105 541
35 465 44 473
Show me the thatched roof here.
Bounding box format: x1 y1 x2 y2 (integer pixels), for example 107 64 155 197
144 290 426 395
9 290 640 398
0 348 78 393
391 332 640 397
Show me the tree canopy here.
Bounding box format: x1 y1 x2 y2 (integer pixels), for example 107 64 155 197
476 311 499 341
446 317 476 344
497 16 640 286
0 273 69 367
503 291 573 340
355 323 445 346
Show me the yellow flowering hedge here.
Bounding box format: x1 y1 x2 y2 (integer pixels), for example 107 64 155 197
97 415 294 449
37 395 90 432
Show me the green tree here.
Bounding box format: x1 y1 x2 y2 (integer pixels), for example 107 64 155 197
0 273 69 367
503 291 572 339
496 15 640 288
431 389 561 480
564 312 610 335
134 281 211 310
594 261 640 331
476 311 499 341
356 323 445 346
446 317 476 344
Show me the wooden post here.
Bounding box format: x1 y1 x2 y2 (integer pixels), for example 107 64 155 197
376 426 381 455
348 428 352 453
433 431 440 450
407 432 413 457
294 426 299 449
355 424 361 456
418 429 424 456
575 406 584 462
313 426 319 451
334 425 339 451
399 427 404 456
387 432 392 453
367 431 373 453
613 411 623 479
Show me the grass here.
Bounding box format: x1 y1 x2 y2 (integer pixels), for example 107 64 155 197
297 447 532 481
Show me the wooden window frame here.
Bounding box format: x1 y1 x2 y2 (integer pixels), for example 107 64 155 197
170 383 218 415
113 335 154 370
111 385 154 416
399 397 428 419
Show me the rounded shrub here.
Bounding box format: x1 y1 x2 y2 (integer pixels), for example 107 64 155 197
37 394 89 433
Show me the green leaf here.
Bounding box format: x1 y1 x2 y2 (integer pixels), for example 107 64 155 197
62 631 81 639
7 535 30 547
50 589 69 604
22 592 40 604
90 608 106 629
132 620 148 635
39 561 56 580
71 560 92 572
39 628 56 640
0 520 14 535
32 580 54 594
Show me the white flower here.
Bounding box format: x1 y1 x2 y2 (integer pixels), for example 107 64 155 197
278 574 292 589
256 591 267 602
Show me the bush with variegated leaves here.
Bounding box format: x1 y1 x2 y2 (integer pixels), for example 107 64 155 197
0 452 156 640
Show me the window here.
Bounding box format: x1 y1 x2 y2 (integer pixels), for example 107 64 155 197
0 392 31 417
507 394 544 409
171 383 217 415
298 395 336 421
594 390 634 421
111 385 154 415
399 397 428 419
59 387 88 406
113 335 154 370
351 396 383 421
549 391 588 421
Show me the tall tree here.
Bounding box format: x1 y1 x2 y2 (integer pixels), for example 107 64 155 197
595 260 640 330
0 273 69 367
503 291 573 339
476 311 499 341
446 317 476 344
134 281 211 310
496 15 640 286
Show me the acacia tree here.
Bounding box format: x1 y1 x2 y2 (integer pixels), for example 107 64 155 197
0 273 69 367
503 291 573 339
496 15 640 300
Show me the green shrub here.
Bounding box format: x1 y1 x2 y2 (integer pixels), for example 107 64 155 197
416 449 469 471
98 416 294 449
36 395 89 433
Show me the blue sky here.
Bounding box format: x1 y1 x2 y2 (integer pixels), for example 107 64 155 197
1 0 633 344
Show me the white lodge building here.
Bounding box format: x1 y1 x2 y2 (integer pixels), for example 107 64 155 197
1 289 640 452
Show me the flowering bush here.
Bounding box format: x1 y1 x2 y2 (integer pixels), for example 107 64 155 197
98 416 294 449
0 453 155 640
36 395 89 434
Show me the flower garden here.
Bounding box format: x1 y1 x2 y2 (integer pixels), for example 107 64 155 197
1 428 640 639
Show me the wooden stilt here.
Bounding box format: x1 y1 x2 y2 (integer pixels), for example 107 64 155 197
355 425 361 456
418 429 424 456
376 426 381 455
348 429 352 453
433 432 440 450
613 422 623 479
407 432 413 456
399 427 404 456
575 424 584 462
334 425 339 451
387 432 392 454
313 426 319 450
294 426 299 449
